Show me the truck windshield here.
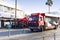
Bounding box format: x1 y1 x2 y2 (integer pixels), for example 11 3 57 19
40 17 42 21
29 16 38 21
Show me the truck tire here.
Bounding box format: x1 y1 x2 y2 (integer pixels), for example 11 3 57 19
40 25 45 32
39 26 43 32
43 25 45 31
54 26 57 29
30 29 34 32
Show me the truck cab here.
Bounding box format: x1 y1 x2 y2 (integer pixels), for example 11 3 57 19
28 13 58 32
28 13 45 31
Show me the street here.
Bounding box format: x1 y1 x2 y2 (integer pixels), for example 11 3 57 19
0 27 60 40
0 0 60 40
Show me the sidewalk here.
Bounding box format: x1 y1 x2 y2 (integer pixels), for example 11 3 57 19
0 28 30 40
0 33 31 40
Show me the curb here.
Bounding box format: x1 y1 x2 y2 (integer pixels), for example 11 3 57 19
0 29 28 32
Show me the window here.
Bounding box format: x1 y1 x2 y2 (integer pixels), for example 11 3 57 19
17 10 26 18
3 6 8 12
0 5 3 12
40 17 42 21
10 8 15 14
17 10 24 18
3 6 11 13
29 16 38 21
8 7 10 10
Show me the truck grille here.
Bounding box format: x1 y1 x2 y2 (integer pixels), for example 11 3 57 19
28 22 38 27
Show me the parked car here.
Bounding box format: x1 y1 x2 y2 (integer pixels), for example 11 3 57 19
5 24 12 29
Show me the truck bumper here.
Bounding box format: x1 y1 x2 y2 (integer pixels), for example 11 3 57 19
29 27 39 30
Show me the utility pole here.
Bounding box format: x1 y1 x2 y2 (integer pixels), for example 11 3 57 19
45 0 53 14
15 0 17 28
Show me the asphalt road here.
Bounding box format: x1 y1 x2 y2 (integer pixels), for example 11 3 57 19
1 27 60 40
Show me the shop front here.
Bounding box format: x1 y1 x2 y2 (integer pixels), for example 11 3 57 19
0 17 14 28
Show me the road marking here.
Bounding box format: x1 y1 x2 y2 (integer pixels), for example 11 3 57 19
0 29 28 32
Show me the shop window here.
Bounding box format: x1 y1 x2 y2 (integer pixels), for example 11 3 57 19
0 5 3 12
3 6 8 12
3 6 11 13
11 8 15 14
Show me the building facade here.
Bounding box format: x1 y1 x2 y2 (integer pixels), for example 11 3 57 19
0 1 26 28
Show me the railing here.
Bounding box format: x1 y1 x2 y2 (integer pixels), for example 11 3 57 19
0 29 60 40
40 33 60 40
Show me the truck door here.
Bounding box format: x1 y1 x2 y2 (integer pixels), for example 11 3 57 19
38 15 44 27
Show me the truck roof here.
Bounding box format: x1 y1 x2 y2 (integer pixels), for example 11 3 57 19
31 13 45 16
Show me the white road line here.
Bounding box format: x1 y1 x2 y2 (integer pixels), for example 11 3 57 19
0 29 27 32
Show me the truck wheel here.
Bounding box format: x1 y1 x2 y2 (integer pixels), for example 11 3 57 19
54 26 57 29
43 25 45 31
40 25 45 32
54 25 58 29
39 26 42 32
30 29 34 32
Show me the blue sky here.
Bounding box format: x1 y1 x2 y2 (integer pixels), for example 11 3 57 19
4 0 60 15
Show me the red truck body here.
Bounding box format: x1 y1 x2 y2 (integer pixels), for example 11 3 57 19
11 17 28 29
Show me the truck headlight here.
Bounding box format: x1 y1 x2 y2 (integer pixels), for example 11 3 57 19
34 22 36 23
29 18 32 21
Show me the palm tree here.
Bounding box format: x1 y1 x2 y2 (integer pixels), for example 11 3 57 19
45 0 53 14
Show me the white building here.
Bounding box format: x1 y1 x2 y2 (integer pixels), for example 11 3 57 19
0 1 26 18
0 1 26 28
